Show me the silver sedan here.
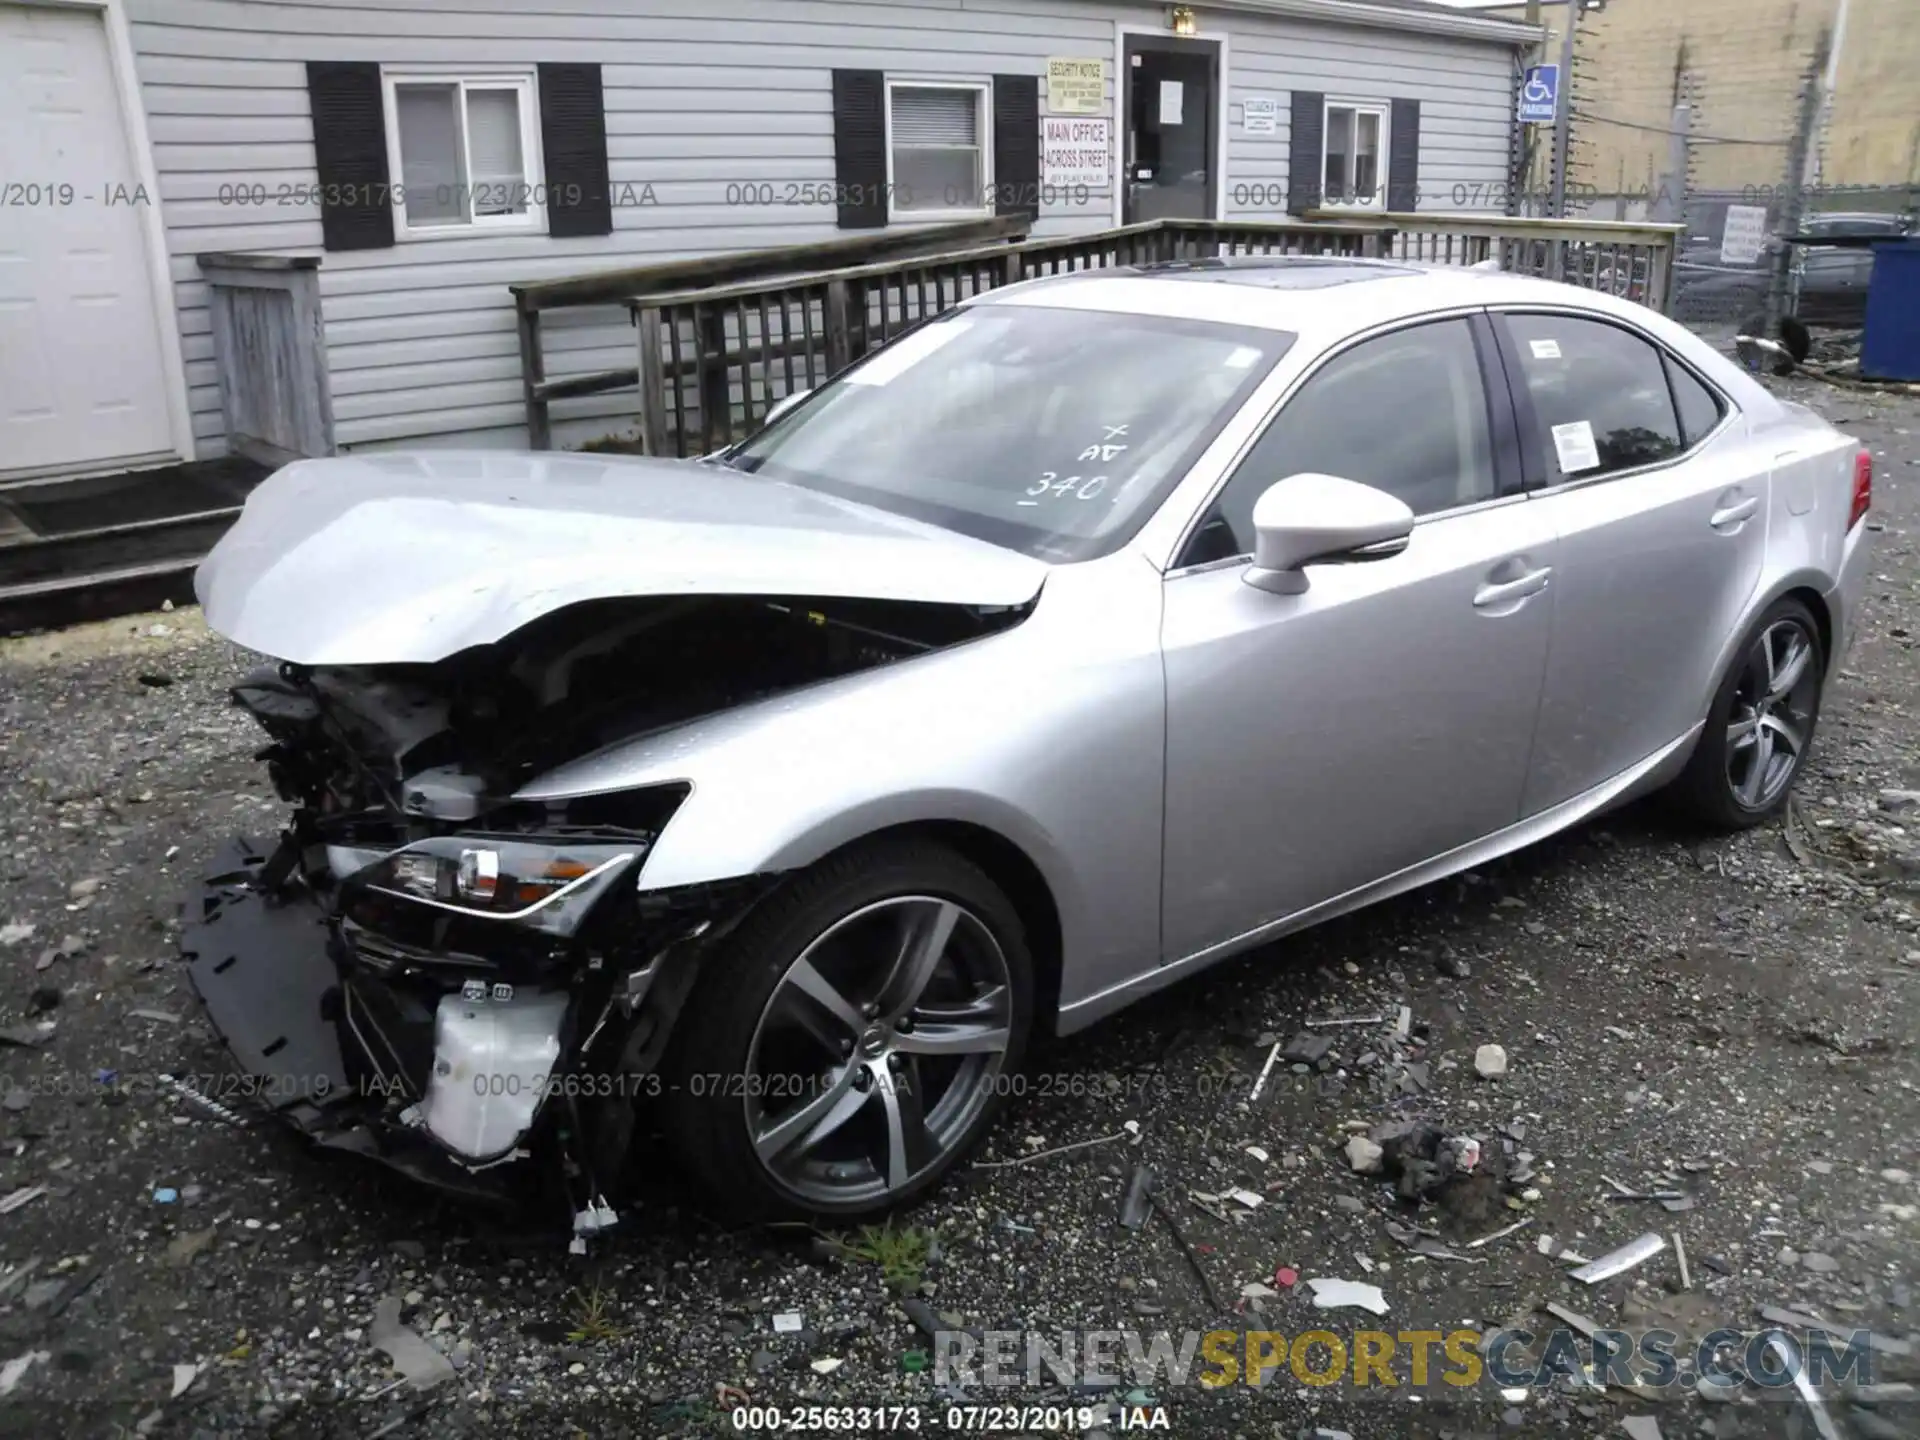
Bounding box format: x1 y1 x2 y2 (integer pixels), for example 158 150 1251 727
186 257 1874 1226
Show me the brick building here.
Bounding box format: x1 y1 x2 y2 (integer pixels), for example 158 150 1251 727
1494 0 1919 211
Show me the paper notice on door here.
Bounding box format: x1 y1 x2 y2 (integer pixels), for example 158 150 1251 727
1529 338 1562 360
1550 419 1602 474
1159 80 1184 126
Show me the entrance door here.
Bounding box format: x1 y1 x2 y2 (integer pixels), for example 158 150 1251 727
1122 36 1218 223
0 3 179 480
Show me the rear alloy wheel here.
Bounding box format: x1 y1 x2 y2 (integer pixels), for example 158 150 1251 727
662 841 1032 1223
1670 598 1824 829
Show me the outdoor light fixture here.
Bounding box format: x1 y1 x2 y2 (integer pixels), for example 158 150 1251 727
1170 5 1197 35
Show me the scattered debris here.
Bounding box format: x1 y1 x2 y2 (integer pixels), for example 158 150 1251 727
1673 1234 1691 1292
369 1295 455 1392
1619 1416 1665 1440
1243 1145 1269 1164
1153 1197 1228 1313
810 1357 844 1376
1767 1331 1842 1440
1344 1135 1384 1174
0 1352 47 1397
1363 1119 1482 1200
1602 1176 1687 1202
157 1075 247 1126
972 1131 1126 1170
0 1026 49 1049
0 923 34 948
1246 1039 1283 1104
1569 1233 1668 1285
1280 1032 1334 1065
0 1187 46 1216
127 1008 182 1025
170 1363 202 1399
1474 1044 1509 1079
1541 1302 1600 1339
772 1312 803 1334
1467 1217 1535 1249
1303 1015 1385 1030
1305 1277 1389 1316
1385 1220 1477 1264
1120 1165 1157 1230
165 1229 216 1267
0 1259 41 1301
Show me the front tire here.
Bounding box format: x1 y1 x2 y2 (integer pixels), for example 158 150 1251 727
1668 597 1825 830
661 838 1033 1224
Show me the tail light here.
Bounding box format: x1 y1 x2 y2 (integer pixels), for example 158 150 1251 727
1848 449 1872 530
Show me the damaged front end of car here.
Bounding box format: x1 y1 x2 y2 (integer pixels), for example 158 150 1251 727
178 592 991 1239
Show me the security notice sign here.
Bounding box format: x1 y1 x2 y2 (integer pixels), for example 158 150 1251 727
1046 58 1105 115
1042 116 1112 189
1720 204 1770 266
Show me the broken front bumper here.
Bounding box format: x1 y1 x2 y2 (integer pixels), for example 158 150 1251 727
178 837 550 1205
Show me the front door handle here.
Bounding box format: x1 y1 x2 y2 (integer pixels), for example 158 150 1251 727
1473 566 1553 609
1710 495 1759 529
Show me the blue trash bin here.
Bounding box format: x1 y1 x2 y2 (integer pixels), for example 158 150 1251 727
1862 238 1920 382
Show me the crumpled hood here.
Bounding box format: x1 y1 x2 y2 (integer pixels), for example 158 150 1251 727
195 451 1048 665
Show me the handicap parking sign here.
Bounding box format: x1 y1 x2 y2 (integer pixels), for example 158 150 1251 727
1519 65 1559 124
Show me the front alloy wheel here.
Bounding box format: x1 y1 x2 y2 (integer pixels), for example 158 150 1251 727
662 841 1033 1222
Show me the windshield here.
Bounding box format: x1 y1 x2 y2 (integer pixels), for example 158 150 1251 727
724 302 1293 562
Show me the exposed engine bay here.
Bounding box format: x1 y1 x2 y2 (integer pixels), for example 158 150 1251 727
179 593 1026 1237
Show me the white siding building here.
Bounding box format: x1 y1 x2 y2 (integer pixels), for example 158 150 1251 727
2 0 1536 479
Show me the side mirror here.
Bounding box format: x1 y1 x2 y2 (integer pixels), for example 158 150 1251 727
761 388 812 428
1245 473 1415 595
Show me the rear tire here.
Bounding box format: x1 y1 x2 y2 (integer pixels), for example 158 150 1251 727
1667 597 1824 830
660 838 1033 1224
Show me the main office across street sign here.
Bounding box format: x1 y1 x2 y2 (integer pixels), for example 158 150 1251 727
1518 65 1559 124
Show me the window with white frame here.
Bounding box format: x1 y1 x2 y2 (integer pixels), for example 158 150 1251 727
1322 101 1387 207
385 72 544 236
887 81 992 216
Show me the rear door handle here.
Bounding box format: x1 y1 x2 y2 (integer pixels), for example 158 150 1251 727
1473 566 1553 608
1711 496 1759 529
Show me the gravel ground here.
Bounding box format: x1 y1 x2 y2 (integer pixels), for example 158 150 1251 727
0 376 1916 1440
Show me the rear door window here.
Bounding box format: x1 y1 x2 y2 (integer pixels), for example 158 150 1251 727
1501 314 1685 482
1664 355 1726 447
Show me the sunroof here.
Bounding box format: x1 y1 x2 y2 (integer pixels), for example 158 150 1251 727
1131 257 1423 290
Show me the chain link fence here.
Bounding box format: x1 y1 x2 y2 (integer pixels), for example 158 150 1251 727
1529 7 1917 340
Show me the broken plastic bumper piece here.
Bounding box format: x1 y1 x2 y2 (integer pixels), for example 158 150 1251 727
177 836 554 1203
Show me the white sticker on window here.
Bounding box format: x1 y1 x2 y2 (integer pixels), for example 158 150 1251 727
1223 346 1262 369
1529 338 1563 360
845 318 974 386
1551 419 1602 474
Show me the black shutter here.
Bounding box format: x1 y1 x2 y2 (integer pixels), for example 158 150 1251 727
832 69 887 229
306 61 393 251
992 74 1040 220
1388 98 1421 212
539 63 613 237
1287 90 1324 216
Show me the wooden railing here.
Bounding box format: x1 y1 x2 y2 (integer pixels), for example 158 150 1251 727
510 214 1033 450
620 218 1395 457
1309 211 1684 314
511 213 1681 455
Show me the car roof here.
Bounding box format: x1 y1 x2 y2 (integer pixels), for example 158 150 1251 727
971 256 1641 341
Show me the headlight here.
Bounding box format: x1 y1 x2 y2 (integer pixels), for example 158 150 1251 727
362 837 639 936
